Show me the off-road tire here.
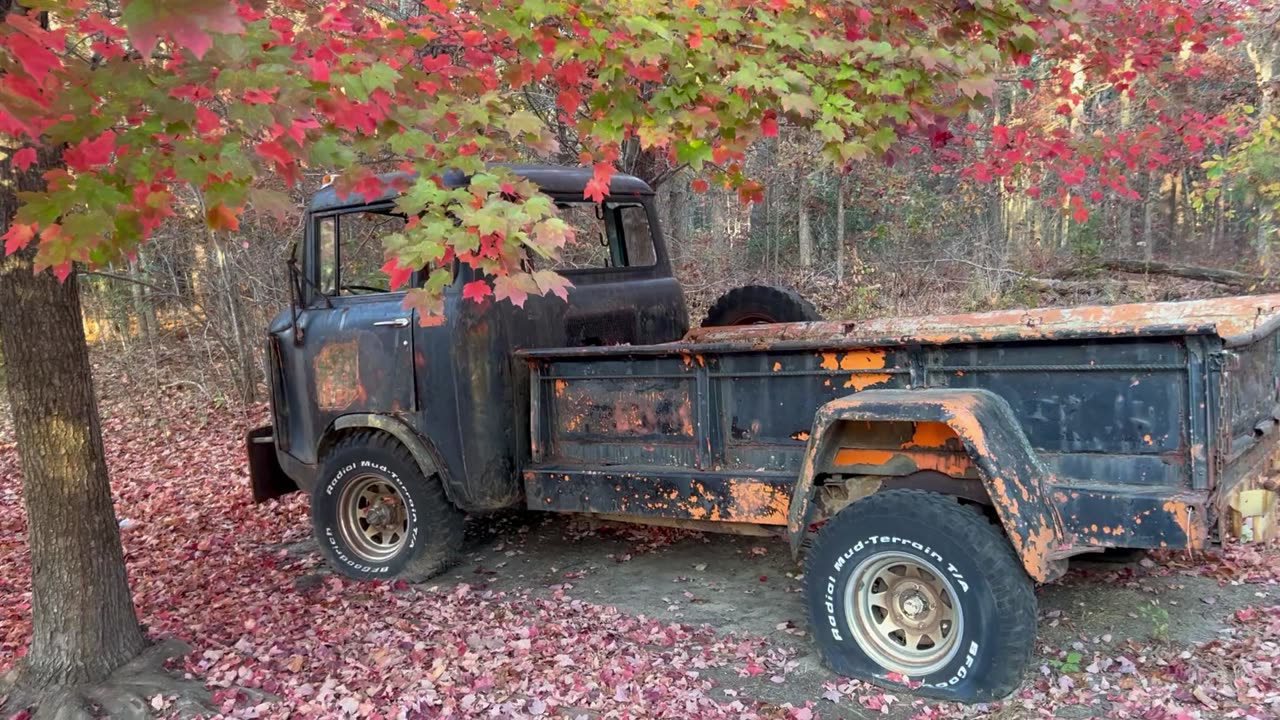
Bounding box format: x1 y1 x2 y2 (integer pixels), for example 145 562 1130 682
702 285 821 326
311 430 464 582
804 489 1036 702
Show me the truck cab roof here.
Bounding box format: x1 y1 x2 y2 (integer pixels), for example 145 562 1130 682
308 163 655 212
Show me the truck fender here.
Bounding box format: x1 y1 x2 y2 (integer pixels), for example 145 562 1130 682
787 388 1067 583
329 414 453 500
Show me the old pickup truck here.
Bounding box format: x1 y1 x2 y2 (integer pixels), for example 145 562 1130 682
247 163 1280 702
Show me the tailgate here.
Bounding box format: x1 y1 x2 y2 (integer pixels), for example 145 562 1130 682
1216 330 1280 541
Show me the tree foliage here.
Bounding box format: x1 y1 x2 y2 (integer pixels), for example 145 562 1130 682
0 0 1088 321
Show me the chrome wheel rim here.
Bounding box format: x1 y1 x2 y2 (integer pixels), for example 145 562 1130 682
337 474 408 563
844 551 963 676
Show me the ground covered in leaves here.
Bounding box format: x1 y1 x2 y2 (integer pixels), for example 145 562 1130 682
1 373 1278 720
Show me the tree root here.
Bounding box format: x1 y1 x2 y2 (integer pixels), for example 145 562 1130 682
1 638 241 720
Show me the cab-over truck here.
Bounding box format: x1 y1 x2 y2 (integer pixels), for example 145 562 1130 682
248 164 1280 702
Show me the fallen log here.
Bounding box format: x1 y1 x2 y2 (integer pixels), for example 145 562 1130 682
1053 259 1268 287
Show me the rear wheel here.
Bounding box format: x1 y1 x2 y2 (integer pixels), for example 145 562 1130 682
311 431 464 582
805 489 1036 702
702 285 821 326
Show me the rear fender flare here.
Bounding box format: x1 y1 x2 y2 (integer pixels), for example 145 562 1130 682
787 388 1066 582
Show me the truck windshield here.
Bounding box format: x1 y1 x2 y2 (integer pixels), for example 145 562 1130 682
316 209 407 295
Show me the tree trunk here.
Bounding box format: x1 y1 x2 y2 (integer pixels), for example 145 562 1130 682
0 145 148 697
797 171 812 267
835 173 846 286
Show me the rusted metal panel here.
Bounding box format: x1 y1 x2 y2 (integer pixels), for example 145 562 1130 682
1052 487 1210 549
524 468 793 525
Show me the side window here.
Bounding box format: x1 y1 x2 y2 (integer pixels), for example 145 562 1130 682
536 201 657 272
616 204 656 266
316 208 407 296
552 203 612 270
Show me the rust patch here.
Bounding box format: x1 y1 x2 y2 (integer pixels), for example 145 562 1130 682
724 480 789 525
557 380 694 437
772 361 782 371
791 430 811 441
314 340 362 411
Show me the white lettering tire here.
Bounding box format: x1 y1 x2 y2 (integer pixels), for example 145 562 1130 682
311 431 464 582
804 489 1036 702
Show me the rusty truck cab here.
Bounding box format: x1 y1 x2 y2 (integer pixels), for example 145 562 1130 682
249 165 689 509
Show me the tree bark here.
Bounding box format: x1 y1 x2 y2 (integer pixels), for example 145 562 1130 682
0 144 148 697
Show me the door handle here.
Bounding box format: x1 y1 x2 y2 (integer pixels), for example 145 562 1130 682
373 317 410 328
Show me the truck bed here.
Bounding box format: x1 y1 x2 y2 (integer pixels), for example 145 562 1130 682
519 294 1280 551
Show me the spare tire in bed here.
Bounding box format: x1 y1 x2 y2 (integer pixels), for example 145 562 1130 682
702 284 822 326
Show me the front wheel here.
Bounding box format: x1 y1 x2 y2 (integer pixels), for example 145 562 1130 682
311 430 464 582
805 489 1036 702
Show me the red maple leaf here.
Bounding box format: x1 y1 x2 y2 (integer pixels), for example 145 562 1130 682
195 106 221 135
462 279 491 303
584 176 609 202
12 147 36 170
4 31 61 84
761 114 778 138
3 223 35 255
556 88 582 116
255 139 292 168
380 259 412 290
51 261 71 282
63 131 116 170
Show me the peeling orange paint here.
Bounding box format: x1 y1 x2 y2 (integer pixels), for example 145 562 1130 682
820 353 839 371
791 430 811 441
843 373 892 391
838 349 885 370
905 422 958 449
554 379 567 396
831 447 973 476
833 448 896 466
772 361 782 371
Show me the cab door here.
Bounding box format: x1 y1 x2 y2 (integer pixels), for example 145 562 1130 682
290 205 416 450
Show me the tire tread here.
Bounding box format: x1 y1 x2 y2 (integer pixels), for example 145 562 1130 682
702 285 821 326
